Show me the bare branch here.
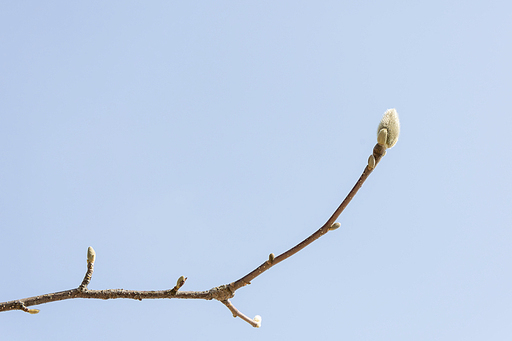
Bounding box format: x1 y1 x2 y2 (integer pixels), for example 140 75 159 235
0 143 385 319
0 144 385 318
0 109 400 327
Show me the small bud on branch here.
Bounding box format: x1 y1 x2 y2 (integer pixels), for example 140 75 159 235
87 247 96 264
367 155 376 169
176 276 186 288
329 222 341 231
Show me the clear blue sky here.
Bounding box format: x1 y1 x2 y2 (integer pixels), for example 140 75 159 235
1 1 511 340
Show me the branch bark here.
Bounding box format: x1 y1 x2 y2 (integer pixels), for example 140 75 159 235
0 142 389 328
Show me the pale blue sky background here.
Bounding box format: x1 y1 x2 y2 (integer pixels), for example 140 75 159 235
1 1 511 340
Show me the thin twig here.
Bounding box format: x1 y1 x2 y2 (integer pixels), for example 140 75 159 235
78 262 94 291
221 299 260 327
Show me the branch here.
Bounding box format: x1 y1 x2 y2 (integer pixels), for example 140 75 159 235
229 144 385 292
0 109 400 328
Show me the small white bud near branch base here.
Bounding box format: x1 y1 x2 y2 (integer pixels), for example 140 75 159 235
377 109 400 148
87 246 96 264
253 315 262 328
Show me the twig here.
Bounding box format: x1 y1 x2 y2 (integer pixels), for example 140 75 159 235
230 143 386 291
222 299 260 328
78 261 94 291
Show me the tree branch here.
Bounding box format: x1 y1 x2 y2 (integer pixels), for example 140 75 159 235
0 109 400 328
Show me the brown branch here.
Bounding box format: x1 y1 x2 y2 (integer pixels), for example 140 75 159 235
0 135 394 328
0 287 230 312
229 143 386 291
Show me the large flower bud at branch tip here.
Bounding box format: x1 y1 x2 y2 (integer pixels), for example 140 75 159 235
377 109 400 148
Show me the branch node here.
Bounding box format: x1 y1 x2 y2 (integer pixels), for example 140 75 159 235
329 222 341 231
372 143 387 165
209 284 234 301
18 301 39 314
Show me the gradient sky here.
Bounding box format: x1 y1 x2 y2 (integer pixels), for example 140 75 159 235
1 1 511 340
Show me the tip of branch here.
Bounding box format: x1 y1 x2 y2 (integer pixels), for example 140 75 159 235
253 315 262 328
87 246 96 264
27 309 40 314
377 109 400 149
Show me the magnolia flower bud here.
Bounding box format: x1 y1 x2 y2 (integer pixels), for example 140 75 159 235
329 222 341 231
377 109 400 148
176 276 186 288
253 315 262 328
28 309 40 314
87 246 96 264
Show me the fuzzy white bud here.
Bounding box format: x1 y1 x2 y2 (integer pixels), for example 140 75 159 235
377 109 400 148
253 315 262 328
